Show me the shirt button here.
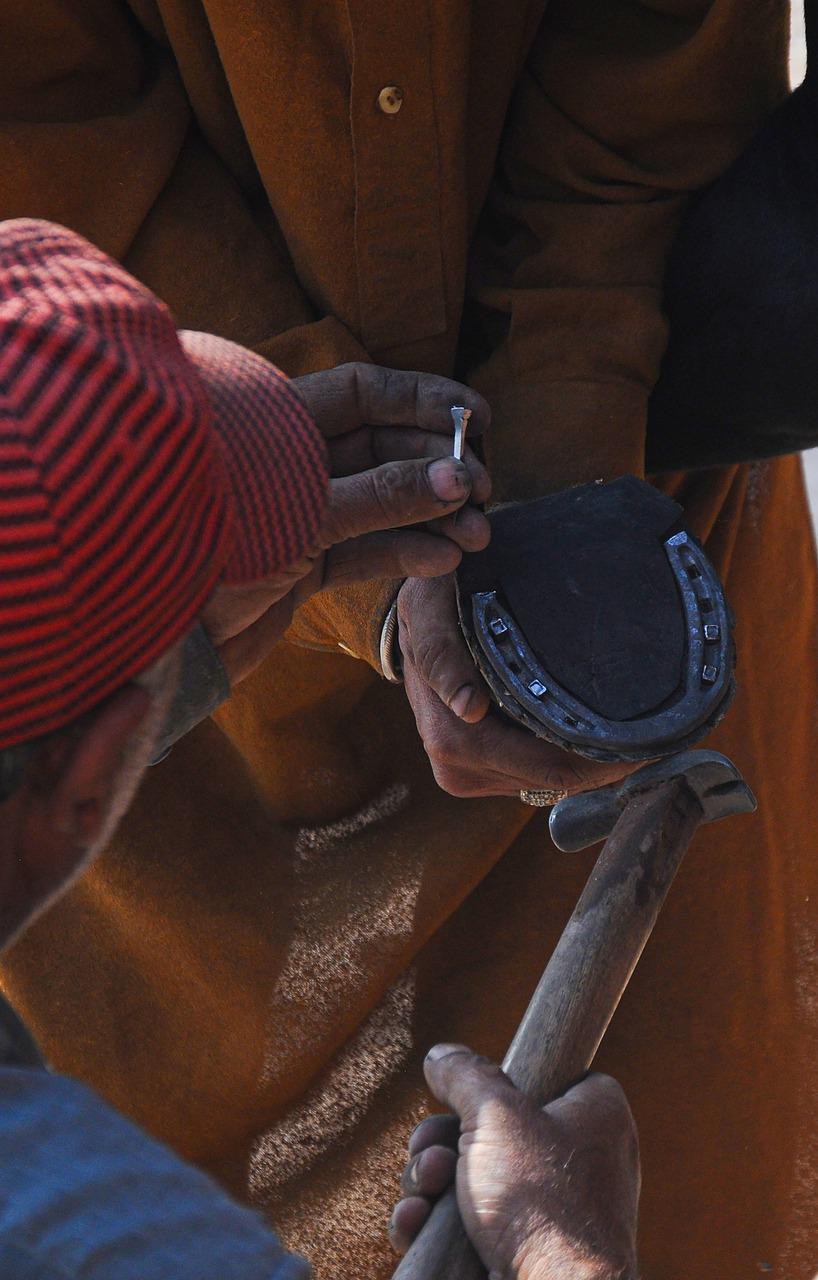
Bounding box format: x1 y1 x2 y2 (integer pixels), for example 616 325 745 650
377 86 404 115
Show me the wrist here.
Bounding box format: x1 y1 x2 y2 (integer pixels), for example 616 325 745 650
517 1261 636 1280
513 1230 637 1280
286 577 401 671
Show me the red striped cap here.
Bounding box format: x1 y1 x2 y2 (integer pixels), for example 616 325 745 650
0 221 328 751
179 331 328 584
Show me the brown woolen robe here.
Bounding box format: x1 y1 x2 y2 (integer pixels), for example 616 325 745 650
2 2 817 1276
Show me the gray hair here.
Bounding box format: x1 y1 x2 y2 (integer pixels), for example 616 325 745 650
0 648 178 805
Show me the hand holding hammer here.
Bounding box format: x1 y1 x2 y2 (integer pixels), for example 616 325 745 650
392 749 755 1280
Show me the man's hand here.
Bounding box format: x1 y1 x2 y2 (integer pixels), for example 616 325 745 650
296 363 492 584
398 576 629 798
204 364 491 685
390 1045 640 1280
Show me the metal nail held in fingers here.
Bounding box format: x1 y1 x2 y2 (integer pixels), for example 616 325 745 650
451 405 471 461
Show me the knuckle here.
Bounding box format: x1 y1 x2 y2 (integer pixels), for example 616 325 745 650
457 1130 480 1155
393 539 429 580
429 761 472 797
606 1079 638 1135
422 720 454 763
411 632 455 692
587 1074 637 1137
371 461 414 521
533 759 589 795
482 1093 520 1131
396 578 420 626
407 549 462 581
331 360 360 398
364 363 397 418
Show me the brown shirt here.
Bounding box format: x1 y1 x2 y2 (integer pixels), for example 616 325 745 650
3 3 818 1277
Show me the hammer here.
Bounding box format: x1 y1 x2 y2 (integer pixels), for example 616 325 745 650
392 748 756 1280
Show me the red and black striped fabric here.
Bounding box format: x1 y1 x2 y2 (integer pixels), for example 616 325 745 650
0 220 234 750
0 219 330 751
179 331 328 584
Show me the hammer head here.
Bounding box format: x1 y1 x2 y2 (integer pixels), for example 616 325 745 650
549 749 756 852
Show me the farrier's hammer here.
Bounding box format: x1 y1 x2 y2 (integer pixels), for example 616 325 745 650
392 748 755 1280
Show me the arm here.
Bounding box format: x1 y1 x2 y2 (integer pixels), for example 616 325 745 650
465 0 789 502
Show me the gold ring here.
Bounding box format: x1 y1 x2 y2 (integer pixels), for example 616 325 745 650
519 788 569 807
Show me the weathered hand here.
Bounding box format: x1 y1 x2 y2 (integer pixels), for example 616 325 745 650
398 576 629 798
390 1045 640 1280
297 362 491 580
204 363 491 685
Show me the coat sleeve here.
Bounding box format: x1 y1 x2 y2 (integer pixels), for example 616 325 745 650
465 0 790 503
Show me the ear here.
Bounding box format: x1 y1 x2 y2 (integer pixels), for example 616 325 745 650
47 683 153 847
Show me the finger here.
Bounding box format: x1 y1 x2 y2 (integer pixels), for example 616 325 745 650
424 508 491 554
400 1145 458 1197
398 576 490 724
403 674 627 796
371 427 491 504
415 722 620 796
422 1044 518 1132
407 1113 460 1157
322 458 473 545
216 600 292 681
328 427 491 504
293 363 490 440
323 530 462 587
389 1197 432 1255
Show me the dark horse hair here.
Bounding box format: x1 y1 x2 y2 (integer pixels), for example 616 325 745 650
646 1 818 470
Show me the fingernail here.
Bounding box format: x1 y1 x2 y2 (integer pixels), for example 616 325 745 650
428 458 471 502
425 1042 468 1063
407 1156 421 1188
449 684 475 719
408 1119 425 1147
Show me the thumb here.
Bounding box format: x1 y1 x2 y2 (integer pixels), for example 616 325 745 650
322 457 472 544
399 576 490 723
423 1044 518 1131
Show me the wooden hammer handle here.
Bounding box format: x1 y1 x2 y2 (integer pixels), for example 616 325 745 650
392 776 704 1280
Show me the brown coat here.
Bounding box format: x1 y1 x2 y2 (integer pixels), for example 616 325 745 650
2 2 817 1276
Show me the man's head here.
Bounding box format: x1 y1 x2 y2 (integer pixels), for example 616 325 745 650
0 650 180 945
0 220 328 945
